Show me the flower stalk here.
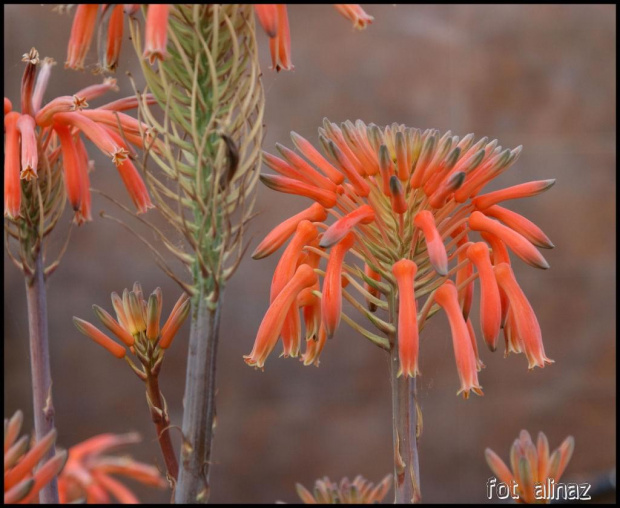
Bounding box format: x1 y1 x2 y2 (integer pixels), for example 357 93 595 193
24 251 58 504
127 5 265 502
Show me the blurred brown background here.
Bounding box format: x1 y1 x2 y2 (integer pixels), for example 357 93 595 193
4 4 616 504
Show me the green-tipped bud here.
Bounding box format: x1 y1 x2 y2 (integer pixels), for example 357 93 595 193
93 304 135 347
73 317 126 358
121 289 138 335
111 291 129 330
146 293 161 342
159 298 190 349
129 291 147 334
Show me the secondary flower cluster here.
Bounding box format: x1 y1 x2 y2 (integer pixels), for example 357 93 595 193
65 5 372 72
295 475 392 504
4 48 153 223
58 432 166 503
4 410 67 504
73 282 189 365
485 430 575 504
246 119 555 397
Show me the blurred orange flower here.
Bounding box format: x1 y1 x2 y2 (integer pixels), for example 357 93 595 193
58 432 167 503
4 410 67 504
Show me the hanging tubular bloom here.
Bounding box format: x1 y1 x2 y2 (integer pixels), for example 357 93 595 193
4 410 68 504
295 474 392 504
247 119 555 396
485 430 575 504
4 48 154 225
57 432 167 503
64 5 373 73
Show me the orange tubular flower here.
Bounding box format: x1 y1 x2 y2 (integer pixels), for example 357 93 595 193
466 242 501 351
469 211 549 270
434 281 483 398
248 120 555 395
245 264 318 368
4 112 22 219
485 430 574 504
322 233 355 339
65 4 99 70
483 205 554 249
58 432 166 503
414 210 449 276
103 5 125 71
320 204 375 248
143 5 170 64
253 202 327 259
267 5 292 71
494 263 554 369
392 259 420 378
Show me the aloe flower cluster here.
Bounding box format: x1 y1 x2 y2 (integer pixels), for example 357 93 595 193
4 48 153 225
57 432 166 503
65 5 372 73
295 474 392 504
247 119 555 397
4 410 67 504
485 430 575 504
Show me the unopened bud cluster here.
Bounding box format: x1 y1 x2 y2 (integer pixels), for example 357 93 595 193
73 282 189 376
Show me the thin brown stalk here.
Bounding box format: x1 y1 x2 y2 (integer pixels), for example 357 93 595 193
145 369 179 483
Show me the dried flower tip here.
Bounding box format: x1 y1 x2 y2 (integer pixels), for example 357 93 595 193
35 95 88 127
22 47 40 65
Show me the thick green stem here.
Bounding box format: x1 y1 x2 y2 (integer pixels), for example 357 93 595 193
389 291 421 504
25 250 58 504
175 290 222 504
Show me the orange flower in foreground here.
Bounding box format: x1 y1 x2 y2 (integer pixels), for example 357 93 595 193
485 430 574 504
248 119 555 396
4 410 67 504
58 432 166 503
4 48 154 223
